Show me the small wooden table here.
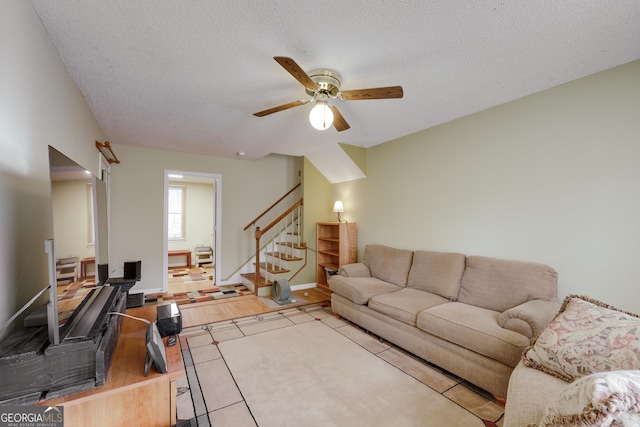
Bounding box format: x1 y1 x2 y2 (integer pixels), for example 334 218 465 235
39 305 184 427
168 249 191 267
80 256 95 279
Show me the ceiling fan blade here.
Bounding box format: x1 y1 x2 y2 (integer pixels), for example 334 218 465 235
274 57 318 91
340 86 404 101
253 100 310 117
329 105 350 132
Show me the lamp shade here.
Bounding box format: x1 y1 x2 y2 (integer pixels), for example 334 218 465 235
309 101 334 130
333 201 344 213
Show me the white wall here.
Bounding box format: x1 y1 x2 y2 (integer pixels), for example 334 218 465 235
0 2 303 314
108 144 302 292
0 1 106 335
335 60 640 313
4 0 638 328
184 182 215 253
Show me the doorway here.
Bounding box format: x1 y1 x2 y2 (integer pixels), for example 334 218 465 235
162 170 221 292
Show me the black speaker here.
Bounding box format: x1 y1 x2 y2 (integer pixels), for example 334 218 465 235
156 303 182 337
97 263 109 285
124 260 141 280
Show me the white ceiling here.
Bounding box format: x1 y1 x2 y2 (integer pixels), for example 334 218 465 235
32 1 640 166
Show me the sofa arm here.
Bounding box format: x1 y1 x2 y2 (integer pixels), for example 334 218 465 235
498 298 562 339
338 263 371 278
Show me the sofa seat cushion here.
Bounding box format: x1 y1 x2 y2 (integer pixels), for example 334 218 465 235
416 302 530 367
407 250 465 300
363 244 414 287
458 256 558 312
329 275 400 305
368 288 449 326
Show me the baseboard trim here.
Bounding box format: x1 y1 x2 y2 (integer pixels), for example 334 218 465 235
291 282 317 291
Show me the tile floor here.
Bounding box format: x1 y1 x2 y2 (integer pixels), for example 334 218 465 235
173 304 505 426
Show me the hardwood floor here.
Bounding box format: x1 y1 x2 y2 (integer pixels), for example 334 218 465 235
178 287 331 328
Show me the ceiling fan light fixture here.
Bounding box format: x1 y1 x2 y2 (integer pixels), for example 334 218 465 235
254 57 403 132
309 100 334 131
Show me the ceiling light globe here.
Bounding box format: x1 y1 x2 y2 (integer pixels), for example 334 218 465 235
309 102 334 131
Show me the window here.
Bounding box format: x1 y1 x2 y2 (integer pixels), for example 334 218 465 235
168 185 186 240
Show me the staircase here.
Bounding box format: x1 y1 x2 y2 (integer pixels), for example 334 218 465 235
242 184 306 297
242 225 307 296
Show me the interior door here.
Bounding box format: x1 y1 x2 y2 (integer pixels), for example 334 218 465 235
163 170 221 292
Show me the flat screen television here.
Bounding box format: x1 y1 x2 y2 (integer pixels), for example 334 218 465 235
46 146 110 345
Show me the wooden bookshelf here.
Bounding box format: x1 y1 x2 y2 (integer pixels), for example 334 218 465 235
316 222 356 292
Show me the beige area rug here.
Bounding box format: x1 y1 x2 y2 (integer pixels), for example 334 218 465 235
176 306 503 426
218 321 484 426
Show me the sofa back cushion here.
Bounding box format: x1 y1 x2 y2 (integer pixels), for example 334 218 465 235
407 251 466 300
458 256 558 312
363 244 414 288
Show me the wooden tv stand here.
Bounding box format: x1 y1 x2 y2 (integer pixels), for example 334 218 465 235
39 305 185 427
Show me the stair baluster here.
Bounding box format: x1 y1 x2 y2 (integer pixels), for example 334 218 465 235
247 190 304 296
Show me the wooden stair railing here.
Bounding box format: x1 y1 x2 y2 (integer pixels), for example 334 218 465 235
253 199 303 287
244 184 305 290
244 183 301 231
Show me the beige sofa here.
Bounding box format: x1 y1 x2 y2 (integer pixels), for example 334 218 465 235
329 244 561 399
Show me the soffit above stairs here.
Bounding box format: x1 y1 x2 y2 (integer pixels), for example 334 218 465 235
305 143 366 184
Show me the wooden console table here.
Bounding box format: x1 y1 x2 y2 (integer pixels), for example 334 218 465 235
168 249 192 268
39 305 184 427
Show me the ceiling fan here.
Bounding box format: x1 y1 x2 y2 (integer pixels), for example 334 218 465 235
253 56 404 132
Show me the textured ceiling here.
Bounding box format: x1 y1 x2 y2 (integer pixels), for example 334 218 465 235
32 1 640 164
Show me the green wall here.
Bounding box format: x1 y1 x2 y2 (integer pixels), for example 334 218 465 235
299 157 333 284
335 60 640 313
